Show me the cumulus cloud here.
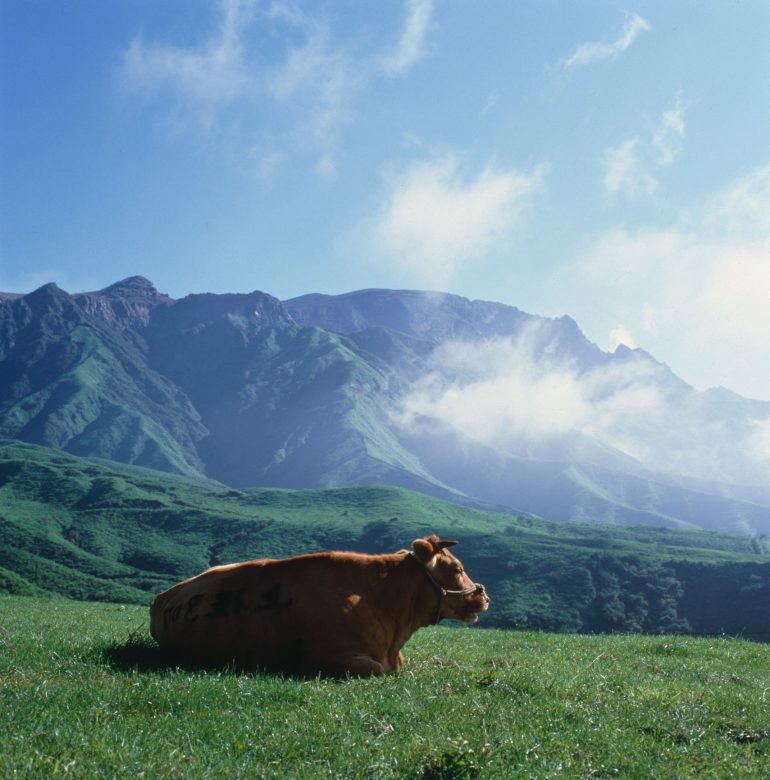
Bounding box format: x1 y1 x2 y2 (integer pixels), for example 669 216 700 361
380 0 435 76
395 323 770 486
603 95 686 197
581 228 770 374
565 12 651 70
564 163 770 401
368 154 545 286
397 327 663 459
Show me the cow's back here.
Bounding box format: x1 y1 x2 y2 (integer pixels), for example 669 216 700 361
149 553 390 671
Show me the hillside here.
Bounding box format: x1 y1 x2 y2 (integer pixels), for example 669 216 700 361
0 279 454 501
1 441 768 639
2 278 770 533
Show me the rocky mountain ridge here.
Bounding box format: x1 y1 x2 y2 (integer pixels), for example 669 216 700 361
1 277 769 534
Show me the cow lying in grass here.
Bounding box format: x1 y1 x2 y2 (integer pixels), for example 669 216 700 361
150 535 489 676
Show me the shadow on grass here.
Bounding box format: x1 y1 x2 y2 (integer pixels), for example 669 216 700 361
101 632 212 673
101 631 319 679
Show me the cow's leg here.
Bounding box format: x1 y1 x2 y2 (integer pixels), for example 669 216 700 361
386 649 405 670
326 654 387 677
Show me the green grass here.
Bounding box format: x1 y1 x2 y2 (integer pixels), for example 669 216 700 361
1 595 768 778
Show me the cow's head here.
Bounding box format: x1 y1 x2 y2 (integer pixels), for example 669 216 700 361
411 535 490 623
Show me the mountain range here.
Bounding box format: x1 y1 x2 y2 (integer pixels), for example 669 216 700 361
2 276 769 534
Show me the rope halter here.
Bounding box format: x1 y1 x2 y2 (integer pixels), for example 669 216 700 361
407 551 486 625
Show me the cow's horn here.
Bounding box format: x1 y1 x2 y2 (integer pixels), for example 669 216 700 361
435 539 458 550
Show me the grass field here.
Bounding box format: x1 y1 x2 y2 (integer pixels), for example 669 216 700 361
1 595 768 778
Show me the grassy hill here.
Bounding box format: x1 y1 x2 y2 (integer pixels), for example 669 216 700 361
1 440 769 638
1 595 768 777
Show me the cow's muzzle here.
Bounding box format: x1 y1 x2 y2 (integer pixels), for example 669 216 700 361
408 552 488 624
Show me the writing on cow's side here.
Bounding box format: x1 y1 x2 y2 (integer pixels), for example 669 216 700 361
163 583 293 628
207 587 247 619
254 583 293 612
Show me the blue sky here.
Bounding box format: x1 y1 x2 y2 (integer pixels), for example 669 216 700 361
1 0 769 399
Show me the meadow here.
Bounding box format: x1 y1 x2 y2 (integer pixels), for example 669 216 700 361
1 595 768 778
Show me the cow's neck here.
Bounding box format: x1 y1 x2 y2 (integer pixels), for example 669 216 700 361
390 551 444 630
367 553 438 670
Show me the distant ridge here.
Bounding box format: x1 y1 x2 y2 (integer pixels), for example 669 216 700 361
1 278 769 533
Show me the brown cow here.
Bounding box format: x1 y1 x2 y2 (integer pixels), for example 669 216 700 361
149 535 489 676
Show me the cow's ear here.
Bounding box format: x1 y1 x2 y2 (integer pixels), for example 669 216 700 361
412 538 436 564
427 535 458 552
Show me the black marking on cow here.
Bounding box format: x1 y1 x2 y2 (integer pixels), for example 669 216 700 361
206 590 232 619
205 587 249 619
232 587 248 616
163 604 183 629
255 583 293 612
183 594 204 622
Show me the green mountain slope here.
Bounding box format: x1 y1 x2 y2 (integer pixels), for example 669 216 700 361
0 282 206 476
0 280 454 500
145 297 440 492
2 278 770 533
1 441 768 638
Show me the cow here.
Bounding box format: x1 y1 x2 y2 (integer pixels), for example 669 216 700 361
149 534 489 676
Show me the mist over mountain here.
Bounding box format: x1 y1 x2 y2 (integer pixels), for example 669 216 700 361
286 290 770 491
2 277 769 534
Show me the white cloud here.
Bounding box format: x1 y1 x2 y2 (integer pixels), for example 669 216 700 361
691 244 770 360
603 96 686 197
564 163 770 400
652 94 686 166
396 327 665 461
368 155 545 286
252 149 287 181
118 0 437 172
482 90 500 114
266 11 359 172
603 138 657 196
399 336 584 445
565 12 651 69
120 0 256 124
380 0 435 76
395 324 770 486
608 325 636 350
749 418 770 464
702 164 770 238
267 0 436 163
